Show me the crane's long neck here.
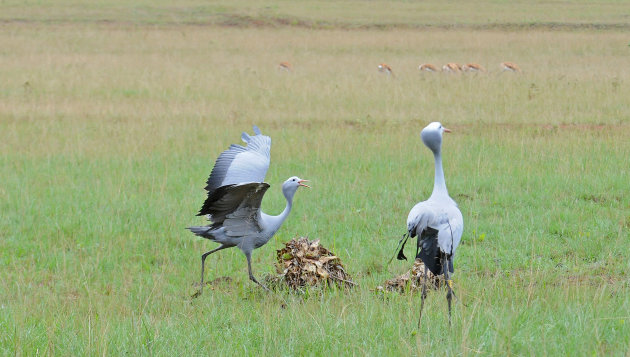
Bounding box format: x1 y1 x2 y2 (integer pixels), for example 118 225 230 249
431 149 449 198
265 191 294 235
278 194 293 225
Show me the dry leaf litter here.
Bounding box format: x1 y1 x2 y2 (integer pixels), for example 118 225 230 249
377 259 444 293
265 237 355 290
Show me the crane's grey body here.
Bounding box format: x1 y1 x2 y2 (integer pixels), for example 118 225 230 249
407 190 463 275
188 126 308 294
189 181 299 256
406 122 463 326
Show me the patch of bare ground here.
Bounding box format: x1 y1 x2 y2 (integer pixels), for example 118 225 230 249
189 276 234 298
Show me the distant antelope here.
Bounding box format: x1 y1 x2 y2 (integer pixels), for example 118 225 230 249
418 64 439 72
377 63 394 76
278 62 293 72
500 62 521 72
442 63 462 73
462 63 485 72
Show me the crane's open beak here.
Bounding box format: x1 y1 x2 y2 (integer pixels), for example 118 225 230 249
298 179 310 188
443 127 452 133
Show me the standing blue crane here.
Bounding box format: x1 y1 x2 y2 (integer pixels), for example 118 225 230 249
188 126 309 294
402 122 464 326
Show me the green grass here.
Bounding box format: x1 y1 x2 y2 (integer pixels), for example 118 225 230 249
1 1 630 355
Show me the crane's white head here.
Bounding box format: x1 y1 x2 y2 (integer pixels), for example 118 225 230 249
421 122 451 153
282 176 310 198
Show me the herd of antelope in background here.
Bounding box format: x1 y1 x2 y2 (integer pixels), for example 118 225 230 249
278 61 520 75
380 61 521 76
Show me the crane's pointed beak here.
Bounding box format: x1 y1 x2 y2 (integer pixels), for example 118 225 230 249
298 179 310 188
443 127 452 133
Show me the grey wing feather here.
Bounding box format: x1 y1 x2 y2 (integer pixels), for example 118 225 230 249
203 126 271 196
222 183 270 236
204 144 245 193
436 206 463 255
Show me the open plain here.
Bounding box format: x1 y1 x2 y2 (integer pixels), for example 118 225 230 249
1 1 629 355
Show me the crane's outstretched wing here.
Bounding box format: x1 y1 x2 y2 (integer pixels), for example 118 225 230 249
222 183 270 238
197 182 270 223
203 125 271 198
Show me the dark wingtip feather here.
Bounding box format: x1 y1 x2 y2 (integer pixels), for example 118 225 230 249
196 184 237 217
195 183 270 225
396 233 410 261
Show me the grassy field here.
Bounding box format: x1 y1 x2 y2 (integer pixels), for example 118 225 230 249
1 1 630 355
2 0 630 28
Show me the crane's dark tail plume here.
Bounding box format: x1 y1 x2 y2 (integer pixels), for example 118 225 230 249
416 227 454 275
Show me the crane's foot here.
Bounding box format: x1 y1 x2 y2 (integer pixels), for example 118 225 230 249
191 281 208 299
250 276 271 292
191 289 203 299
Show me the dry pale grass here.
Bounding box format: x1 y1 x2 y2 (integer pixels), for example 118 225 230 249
2 25 628 130
2 0 629 28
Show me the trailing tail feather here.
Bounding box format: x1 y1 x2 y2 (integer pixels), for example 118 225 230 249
187 226 213 239
416 227 453 275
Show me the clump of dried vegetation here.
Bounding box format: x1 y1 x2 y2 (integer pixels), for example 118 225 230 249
377 259 443 293
265 237 355 291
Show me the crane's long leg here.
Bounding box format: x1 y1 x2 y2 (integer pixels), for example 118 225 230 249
245 251 271 292
444 256 453 327
417 263 429 328
197 245 229 295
